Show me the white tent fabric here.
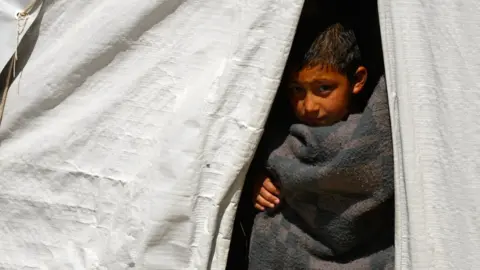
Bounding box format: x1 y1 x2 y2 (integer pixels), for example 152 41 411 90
0 0 41 70
379 0 480 269
0 0 302 269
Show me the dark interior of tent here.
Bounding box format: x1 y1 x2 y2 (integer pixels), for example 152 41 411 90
226 0 386 268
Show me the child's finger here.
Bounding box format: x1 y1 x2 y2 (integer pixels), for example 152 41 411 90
260 187 280 204
256 194 275 208
254 203 265 211
263 178 280 195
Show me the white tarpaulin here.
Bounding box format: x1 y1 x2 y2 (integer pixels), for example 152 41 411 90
0 0 302 269
379 0 480 269
0 0 41 70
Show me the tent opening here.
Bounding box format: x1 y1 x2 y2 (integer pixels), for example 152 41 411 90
226 1 387 269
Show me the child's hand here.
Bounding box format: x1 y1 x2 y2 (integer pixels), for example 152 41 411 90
253 174 281 211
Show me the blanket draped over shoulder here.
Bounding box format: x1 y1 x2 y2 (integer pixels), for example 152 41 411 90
249 76 394 270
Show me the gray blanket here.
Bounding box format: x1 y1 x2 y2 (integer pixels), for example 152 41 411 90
249 76 394 269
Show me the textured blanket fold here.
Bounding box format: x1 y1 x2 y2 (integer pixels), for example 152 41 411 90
249 76 394 269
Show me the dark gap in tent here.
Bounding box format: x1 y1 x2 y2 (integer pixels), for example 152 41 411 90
226 0 387 269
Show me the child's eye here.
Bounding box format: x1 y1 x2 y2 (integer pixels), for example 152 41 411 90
317 85 333 92
291 86 305 94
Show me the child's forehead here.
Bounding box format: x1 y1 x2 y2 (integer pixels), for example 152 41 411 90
290 64 343 83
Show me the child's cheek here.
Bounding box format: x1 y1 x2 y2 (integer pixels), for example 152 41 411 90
291 99 303 116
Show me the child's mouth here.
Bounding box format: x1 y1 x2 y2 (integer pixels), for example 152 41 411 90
303 117 327 126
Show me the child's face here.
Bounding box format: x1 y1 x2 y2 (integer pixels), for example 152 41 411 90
288 64 366 126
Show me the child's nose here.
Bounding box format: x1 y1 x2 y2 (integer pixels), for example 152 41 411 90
304 96 319 115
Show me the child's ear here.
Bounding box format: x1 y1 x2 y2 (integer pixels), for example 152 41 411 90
352 66 368 94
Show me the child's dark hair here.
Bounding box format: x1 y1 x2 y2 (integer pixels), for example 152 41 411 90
301 23 362 81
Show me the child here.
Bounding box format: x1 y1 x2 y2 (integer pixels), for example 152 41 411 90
249 23 394 269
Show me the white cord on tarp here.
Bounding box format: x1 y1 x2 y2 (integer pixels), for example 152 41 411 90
0 0 40 126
